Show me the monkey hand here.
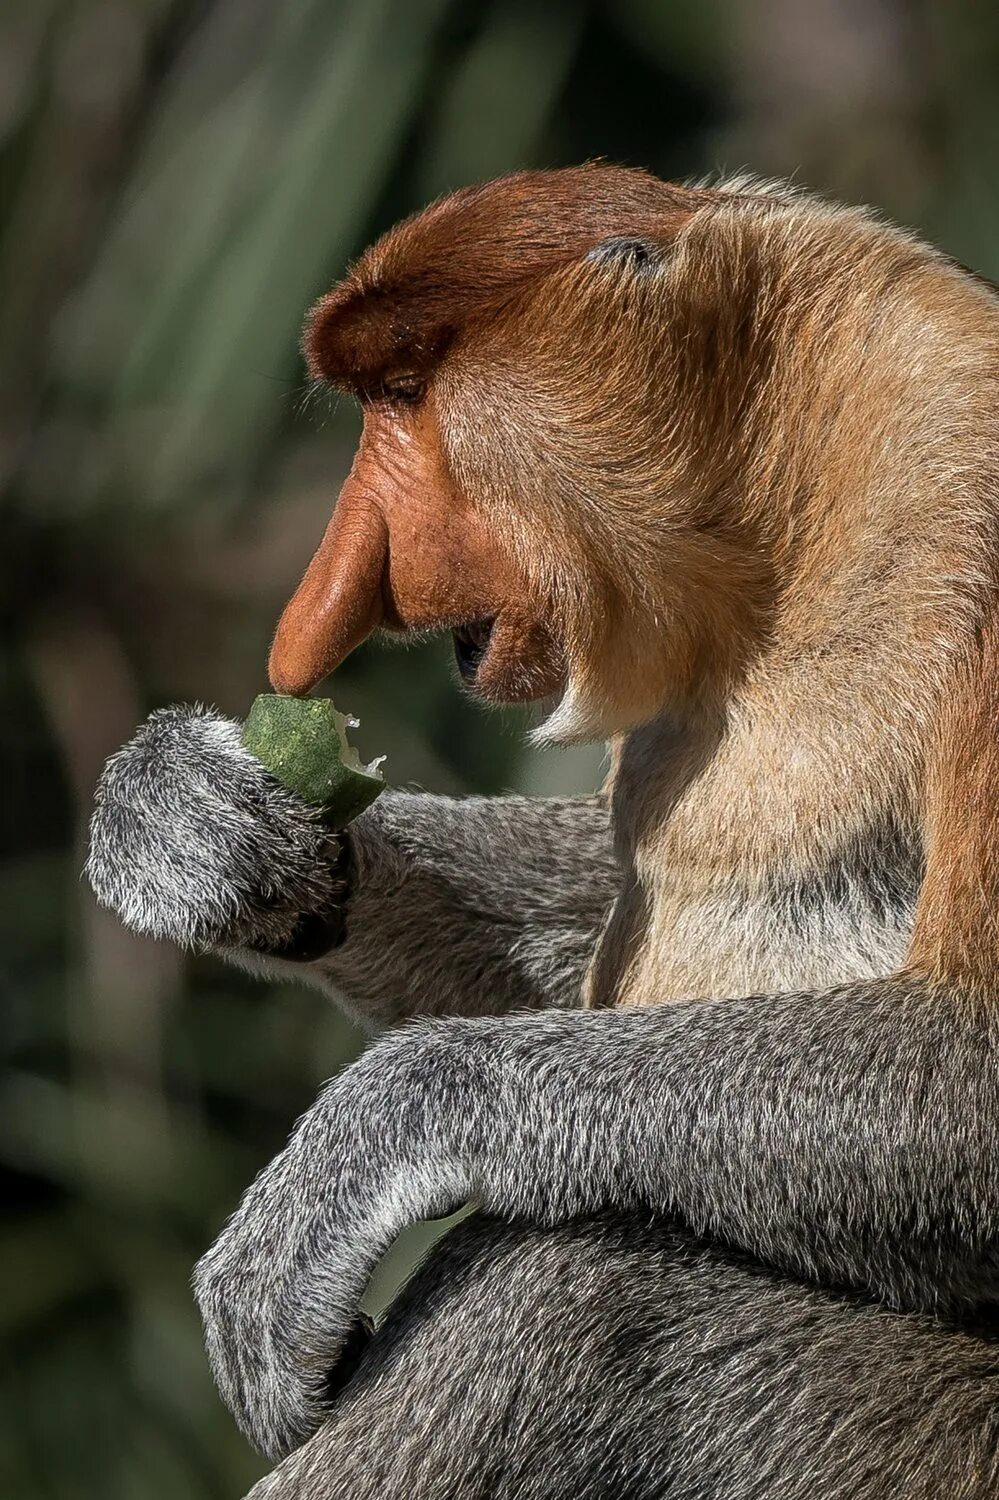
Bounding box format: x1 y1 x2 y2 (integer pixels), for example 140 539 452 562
86 704 349 959
192 1021 493 1459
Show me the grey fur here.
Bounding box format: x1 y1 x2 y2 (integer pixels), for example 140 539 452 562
245 1215 999 1500
194 981 999 1461
86 706 347 954
85 705 999 1497
311 789 618 1026
86 706 617 1011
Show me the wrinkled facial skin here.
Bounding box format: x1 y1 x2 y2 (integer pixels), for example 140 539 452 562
268 392 566 704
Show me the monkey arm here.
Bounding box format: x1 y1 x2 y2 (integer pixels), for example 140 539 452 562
301 791 615 1026
86 706 617 1023
406 984 999 1312
195 977 999 1460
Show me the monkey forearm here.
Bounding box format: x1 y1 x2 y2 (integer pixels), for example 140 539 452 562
201 969 999 1456
394 977 997 1310
86 708 618 1027
293 976 999 1320
199 970 999 1457
306 792 617 1026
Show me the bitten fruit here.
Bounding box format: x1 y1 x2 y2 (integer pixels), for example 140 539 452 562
242 694 385 827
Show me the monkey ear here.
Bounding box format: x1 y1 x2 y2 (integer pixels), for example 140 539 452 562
585 237 661 272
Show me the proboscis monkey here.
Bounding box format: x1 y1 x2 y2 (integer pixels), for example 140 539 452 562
88 167 999 1500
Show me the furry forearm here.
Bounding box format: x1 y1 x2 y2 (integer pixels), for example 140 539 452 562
197 965 999 1457
307 792 618 1027
86 706 618 1029
398 977 999 1310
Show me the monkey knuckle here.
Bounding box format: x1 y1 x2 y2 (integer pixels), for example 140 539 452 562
254 1375 321 1463
202 1273 320 1460
245 1404 296 1466
223 1354 297 1461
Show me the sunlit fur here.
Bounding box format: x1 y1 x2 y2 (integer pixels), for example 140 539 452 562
301 165 999 1000
440 179 997 754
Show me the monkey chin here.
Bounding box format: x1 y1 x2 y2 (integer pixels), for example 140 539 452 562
452 615 647 748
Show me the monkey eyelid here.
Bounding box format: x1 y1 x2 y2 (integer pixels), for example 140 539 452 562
355 373 427 406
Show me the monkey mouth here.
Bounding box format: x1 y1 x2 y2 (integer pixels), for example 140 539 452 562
453 618 496 683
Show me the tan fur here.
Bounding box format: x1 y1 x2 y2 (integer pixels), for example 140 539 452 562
274 167 999 1011
910 615 999 991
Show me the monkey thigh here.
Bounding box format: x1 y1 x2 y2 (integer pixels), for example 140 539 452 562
246 1214 999 1500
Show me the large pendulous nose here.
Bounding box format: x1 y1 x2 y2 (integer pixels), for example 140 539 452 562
268 490 388 697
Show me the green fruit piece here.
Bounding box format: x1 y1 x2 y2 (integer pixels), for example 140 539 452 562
242 694 385 828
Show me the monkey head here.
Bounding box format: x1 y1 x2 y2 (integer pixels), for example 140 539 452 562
269 166 775 741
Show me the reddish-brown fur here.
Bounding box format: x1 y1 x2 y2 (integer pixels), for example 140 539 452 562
271 165 999 1001
303 166 705 394
910 615 999 990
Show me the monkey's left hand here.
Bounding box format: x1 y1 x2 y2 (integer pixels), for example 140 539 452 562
195 1006 647 1460
194 1018 492 1461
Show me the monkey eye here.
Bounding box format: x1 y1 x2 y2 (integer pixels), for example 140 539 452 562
381 372 426 404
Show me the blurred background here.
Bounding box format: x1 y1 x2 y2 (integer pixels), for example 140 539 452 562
2 1 998 1495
